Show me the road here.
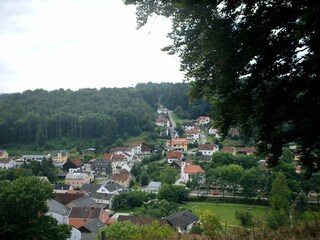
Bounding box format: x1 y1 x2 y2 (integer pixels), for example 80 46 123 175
167 110 176 129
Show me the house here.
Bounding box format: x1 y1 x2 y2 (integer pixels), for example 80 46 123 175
67 196 97 209
78 218 105 235
166 210 198 233
0 158 17 169
111 154 130 174
22 154 50 163
208 128 221 139
68 207 109 229
97 182 123 194
53 184 72 193
181 122 196 130
54 192 86 206
236 147 257 155
157 107 168 115
91 159 111 175
156 117 170 127
146 181 161 193
195 116 210 126
109 147 134 157
140 142 153 155
111 169 135 188
222 146 236 155
198 144 219 156
166 138 188 152
166 151 184 164
170 129 179 138
46 199 71 224
64 172 93 188
52 150 69 163
0 150 9 159
90 192 115 210
63 158 84 172
81 183 103 194
180 161 205 183
117 215 169 227
185 128 200 143
67 228 81 240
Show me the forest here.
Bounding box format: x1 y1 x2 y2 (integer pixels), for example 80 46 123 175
0 82 210 150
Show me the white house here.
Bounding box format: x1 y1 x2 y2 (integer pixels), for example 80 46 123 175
156 117 170 127
180 161 205 183
22 154 50 162
0 158 17 169
185 128 200 143
198 144 219 156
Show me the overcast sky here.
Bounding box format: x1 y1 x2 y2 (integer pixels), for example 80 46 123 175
0 0 184 94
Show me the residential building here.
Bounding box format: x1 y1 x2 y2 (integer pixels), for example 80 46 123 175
222 146 236 155
236 147 257 155
0 158 16 169
0 150 9 159
166 151 183 164
65 172 93 188
166 138 188 152
111 169 135 188
146 181 161 193
166 210 198 233
185 128 200 143
53 184 72 193
63 158 84 172
181 122 196 130
52 150 69 163
180 161 205 183
68 207 109 229
195 116 210 126
156 117 170 127
46 199 70 224
198 144 219 156
91 159 111 175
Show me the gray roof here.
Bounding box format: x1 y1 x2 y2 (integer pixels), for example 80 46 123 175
47 199 71 216
81 183 103 193
90 192 114 201
80 219 106 233
148 181 161 189
65 172 88 180
54 184 71 191
69 196 96 208
104 182 122 192
166 211 198 230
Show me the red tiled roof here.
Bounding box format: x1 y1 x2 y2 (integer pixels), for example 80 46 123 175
103 154 113 161
167 151 183 160
198 144 217 151
156 118 169 123
185 129 200 135
112 171 133 182
71 158 84 167
184 165 205 174
223 146 236 154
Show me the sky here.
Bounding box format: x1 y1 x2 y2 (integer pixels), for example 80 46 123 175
0 0 184 94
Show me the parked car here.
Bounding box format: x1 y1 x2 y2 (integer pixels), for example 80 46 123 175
211 191 220 195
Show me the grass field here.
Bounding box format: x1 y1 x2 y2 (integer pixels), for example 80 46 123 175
183 202 268 225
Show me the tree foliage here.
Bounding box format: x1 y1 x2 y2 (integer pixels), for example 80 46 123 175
0 176 71 240
125 0 320 174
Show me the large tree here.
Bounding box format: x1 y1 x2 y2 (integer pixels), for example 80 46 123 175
125 0 320 174
0 176 71 240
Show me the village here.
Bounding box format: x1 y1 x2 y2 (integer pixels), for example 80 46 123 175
0 106 264 240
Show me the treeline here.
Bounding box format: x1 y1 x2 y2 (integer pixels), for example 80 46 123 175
0 83 209 148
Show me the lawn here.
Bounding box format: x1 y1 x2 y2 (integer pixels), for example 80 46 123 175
183 202 268 225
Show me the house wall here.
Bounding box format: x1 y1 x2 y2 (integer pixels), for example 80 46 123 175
46 212 68 224
67 228 81 240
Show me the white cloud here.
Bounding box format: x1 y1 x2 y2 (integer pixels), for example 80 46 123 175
0 0 183 93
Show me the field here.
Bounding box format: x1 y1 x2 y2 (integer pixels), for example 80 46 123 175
183 202 268 225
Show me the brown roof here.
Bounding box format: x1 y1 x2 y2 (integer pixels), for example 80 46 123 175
0 158 12 164
112 171 133 182
70 158 84 167
237 147 257 154
110 147 132 153
184 165 205 174
69 207 103 219
185 129 200 135
112 154 126 161
54 192 85 205
117 215 169 226
198 144 217 151
167 151 183 160
222 146 236 154
156 118 169 123
103 154 113 161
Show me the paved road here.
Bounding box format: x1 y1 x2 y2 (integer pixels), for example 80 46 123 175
167 110 176 129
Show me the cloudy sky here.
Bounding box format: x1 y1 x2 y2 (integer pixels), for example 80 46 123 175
0 0 183 93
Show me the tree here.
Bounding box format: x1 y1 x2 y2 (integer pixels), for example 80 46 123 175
125 0 320 174
158 184 188 203
215 164 244 197
140 170 149 186
235 210 253 227
0 176 71 239
99 221 139 240
196 209 222 239
267 172 292 229
159 166 178 184
240 167 260 199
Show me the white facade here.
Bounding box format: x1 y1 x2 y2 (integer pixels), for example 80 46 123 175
0 159 16 169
